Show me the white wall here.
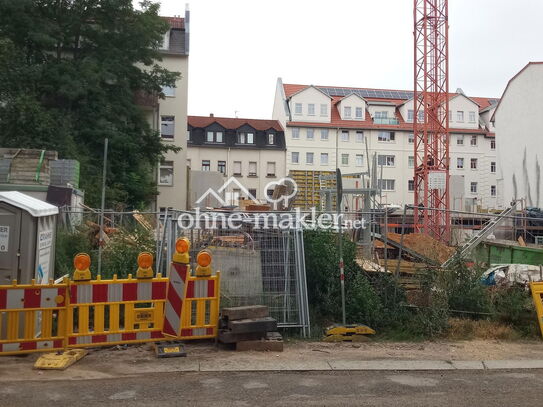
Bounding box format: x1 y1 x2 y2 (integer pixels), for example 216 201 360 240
494 63 543 208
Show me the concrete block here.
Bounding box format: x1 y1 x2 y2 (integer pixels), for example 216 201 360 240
218 330 265 344
228 317 277 334
222 305 269 321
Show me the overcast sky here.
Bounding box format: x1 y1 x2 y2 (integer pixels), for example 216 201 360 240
155 0 543 119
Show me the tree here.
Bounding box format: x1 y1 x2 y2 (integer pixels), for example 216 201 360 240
0 0 181 208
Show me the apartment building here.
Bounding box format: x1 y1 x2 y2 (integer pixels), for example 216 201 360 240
138 12 190 211
272 78 499 210
187 115 286 205
493 62 543 209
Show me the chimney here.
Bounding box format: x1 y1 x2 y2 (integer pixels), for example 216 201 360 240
210 113 214 117
456 87 465 95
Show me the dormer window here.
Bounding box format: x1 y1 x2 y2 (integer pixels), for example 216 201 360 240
268 133 275 145
375 111 388 119
237 132 254 144
160 30 170 50
308 104 315 116
206 131 223 143
320 104 328 116
407 110 414 122
355 107 363 119
294 103 302 115
344 106 352 118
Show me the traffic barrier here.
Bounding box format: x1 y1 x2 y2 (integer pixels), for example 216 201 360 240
66 274 168 347
531 282 543 338
0 244 221 356
0 279 68 355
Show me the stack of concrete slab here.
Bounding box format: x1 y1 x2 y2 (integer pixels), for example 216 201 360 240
218 305 283 352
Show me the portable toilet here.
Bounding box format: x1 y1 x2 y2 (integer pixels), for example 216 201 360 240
0 191 58 284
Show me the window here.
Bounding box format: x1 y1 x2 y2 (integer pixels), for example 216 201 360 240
308 104 315 116
160 30 170 50
470 182 478 194
408 179 415 191
470 135 477 146
233 161 242 176
341 154 349 166
471 158 478 169
206 131 223 143
356 131 364 143
320 129 329 140
457 135 464 145
355 107 363 119
306 152 314 164
356 154 363 167
158 161 173 186
291 152 299 164
448 110 452 122
341 131 349 142
491 161 496 173
320 153 329 165
377 155 395 167
491 139 496 150
378 131 395 142
408 156 414 168
295 103 302 115
469 111 476 123
407 110 414 122
375 111 388 119
237 132 254 144
408 133 414 144
160 116 175 139
344 106 352 118
306 128 314 140
457 111 464 122
320 104 328 116
267 189 274 198
491 185 496 197
161 86 175 97
201 160 210 172
267 133 275 145
248 162 257 176
218 161 226 174
457 157 464 169
248 188 257 198
292 128 300 139
418 111 424 122
267 162 276 177
378 179 396 191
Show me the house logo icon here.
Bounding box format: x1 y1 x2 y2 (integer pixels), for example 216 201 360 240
196 177 297 209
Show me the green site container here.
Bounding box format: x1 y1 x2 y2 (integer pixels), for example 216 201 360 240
474 241 543 266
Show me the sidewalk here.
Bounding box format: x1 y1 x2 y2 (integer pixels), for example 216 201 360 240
3 340 543 381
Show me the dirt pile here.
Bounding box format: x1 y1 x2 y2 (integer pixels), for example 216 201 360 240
387 233 455 264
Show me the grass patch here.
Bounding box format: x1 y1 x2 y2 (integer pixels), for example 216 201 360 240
446 318 520 340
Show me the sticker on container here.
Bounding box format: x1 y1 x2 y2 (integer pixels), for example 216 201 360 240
0 226 9 252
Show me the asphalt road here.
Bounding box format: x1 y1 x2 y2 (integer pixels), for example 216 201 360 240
2 370 542 406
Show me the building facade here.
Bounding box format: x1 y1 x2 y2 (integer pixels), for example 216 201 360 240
272 78 499 210
187 115 286 207
139 12 190 211
493 62 543 209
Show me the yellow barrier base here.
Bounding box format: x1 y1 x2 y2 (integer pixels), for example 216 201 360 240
34 349 88 370
323 324 376 342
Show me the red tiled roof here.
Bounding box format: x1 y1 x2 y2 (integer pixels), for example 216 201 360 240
162 16 184 29
188 116 283 132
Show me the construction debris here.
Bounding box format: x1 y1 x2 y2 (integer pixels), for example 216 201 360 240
218 305 283 351
386 233 455 264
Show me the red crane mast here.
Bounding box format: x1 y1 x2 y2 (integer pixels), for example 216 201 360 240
413 0 450 242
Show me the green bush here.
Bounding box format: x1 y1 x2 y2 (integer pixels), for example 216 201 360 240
55 228 94 279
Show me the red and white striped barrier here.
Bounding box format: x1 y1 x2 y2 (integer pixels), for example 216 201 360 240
162 262 189 337
69 281 167 304
68 331 165 346
0 286 66 309
181 278 217 337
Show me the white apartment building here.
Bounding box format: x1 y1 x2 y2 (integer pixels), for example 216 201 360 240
272 78 499 210
187 115 287 206
139 13 190 211
493 62 543 209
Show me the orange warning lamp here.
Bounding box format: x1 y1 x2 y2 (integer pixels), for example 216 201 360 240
136 252 154 279
173 237 190 264
73 253 91 281
195 250 212 277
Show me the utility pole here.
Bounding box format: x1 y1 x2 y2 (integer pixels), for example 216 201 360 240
97 138 108 275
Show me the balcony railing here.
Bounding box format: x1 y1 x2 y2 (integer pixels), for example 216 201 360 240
374 117 400 125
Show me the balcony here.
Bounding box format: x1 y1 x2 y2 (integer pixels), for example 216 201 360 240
374 117 400 125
